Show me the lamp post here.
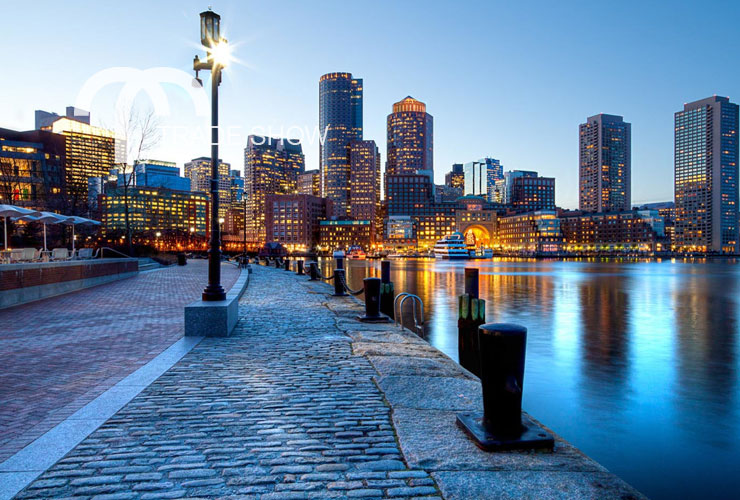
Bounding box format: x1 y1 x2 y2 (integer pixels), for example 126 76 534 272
194 8 229 301
242 194 247 260
155 231 161 251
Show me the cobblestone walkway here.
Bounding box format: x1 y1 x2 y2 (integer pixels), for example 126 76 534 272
15 265 440 499
0 261 239 462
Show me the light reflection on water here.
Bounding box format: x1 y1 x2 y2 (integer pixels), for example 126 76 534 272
319 258 740 500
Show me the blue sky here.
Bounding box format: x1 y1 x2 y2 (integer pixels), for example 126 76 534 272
2 0 739 208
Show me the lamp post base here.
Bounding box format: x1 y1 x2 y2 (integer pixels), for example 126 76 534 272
202 285 227 302
456 412 554 452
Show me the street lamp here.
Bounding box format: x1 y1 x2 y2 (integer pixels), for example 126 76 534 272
194 8 229 301
155 231 161 250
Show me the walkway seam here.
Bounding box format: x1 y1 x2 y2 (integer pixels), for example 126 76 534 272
0 335 204 500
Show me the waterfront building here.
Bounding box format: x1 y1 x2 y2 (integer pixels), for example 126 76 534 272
386 96 433 182
298 169 320 196
674 96 739 253
183 156 232 221
510 175 555 213
319 72 363 216
445 163 464 190
384 215 417 250
0 128 66 211
579 113 631 213
244 136 305 243
134 160 190 192
502 170 536 204
319 219 372 251
560 210 667 253
265 194 332 252
101 185 209 236
464 158 503 202
498 210 563 254
456 207 497 249
386 173 435 217
349 140 381 223
435 184 463 203
42 117 116 212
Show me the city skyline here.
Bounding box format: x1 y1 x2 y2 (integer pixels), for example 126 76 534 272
2 2 740 209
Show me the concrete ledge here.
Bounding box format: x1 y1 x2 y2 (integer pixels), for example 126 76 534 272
0 259 138 309
184 265 250 337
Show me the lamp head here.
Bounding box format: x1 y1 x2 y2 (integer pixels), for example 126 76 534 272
199 9 221 48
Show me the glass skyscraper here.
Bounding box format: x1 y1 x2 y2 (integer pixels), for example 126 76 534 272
579 114 631 213
463 158 503 202
674 96 739 253
319 72 362 217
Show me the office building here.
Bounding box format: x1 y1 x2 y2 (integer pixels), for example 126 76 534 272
319 219 372 250
184 157 232 220
134 160 190 191
35 106 90 130
498 211 563 254
579 113 631 212
41 117 116 211
445 163 464 190
386 96 433 189
101 186 209 236
298 169 320 196
244 136 305 243
349 140 381 232
560 210 667 253
464 158 503 202
265 194 332 251
510 175 555 213
319 72 363 216
674 96 739 253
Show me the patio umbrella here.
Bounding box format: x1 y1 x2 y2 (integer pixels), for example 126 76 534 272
0 205 42 250
62 216 102 253
12 212 70 251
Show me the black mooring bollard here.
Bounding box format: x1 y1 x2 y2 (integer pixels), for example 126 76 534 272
297 260 304 275
379 260 394 319
358 277 389 322
335 255 344 270
456 323 554 451
458 268 485 377
275 258 281 269
284 258 290 271
308 261 319 281
333 268 347 296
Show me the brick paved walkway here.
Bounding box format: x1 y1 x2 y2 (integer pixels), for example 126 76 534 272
0 261 239 462
15 265 440 499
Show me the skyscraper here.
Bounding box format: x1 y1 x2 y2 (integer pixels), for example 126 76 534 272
579 114 631 213
244 136 305 243
319 72 362 216
349 140 381 235
445 163 464 190
463 158 502 202
386 96 433 180
674 96 739 253
298 170 320 196
184 157 232 220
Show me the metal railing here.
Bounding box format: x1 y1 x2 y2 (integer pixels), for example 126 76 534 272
92 247 135 259
394 292 425 337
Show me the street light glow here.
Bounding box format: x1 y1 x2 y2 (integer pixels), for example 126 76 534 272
210 40 231 67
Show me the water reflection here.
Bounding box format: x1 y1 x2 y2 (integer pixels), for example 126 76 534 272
324 258 740 499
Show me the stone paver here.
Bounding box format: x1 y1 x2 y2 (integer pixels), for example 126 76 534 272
0 260 239 461
15 264 441 499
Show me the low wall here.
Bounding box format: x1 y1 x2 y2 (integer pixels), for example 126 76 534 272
0 258 138 309
184 264 250 337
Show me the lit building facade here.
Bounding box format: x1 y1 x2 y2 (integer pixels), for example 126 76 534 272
298 169 320 196
579 113 631 213
674 96 739 253
319 72 363 217
498 211 563 254
560 210 667 253
445 163 464 190
349 140 381 237
386 96 433 182
0 128 65 211
244 136 305 243
101 186 208 236
184 157 232 220
265 194 332 252
43 118 116 211
510 175 555 213
319 219 372 251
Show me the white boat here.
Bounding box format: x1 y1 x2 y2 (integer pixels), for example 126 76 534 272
433 232 470 259
347 245 366 260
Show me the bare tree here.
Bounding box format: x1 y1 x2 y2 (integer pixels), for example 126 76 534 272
114 106 160 255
